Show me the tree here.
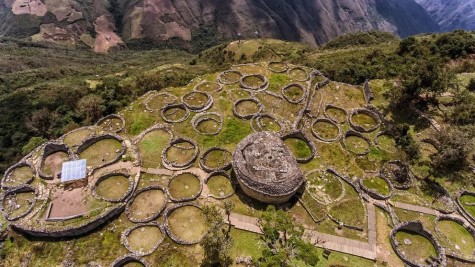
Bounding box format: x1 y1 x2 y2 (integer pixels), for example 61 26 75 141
25 108 54 136
258 206 319 267
467 78 475 92
76 94 105 124
431 128 473 173
21 136 47 155
201 205 233 267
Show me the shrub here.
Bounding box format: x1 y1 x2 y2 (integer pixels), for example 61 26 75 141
432 128 472 172
467 78 475 92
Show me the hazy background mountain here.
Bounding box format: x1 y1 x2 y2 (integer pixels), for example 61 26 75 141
415 0 475 31
0 0 442 52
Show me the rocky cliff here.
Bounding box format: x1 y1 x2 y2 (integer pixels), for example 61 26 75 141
0 0 440 52
416 0 475 31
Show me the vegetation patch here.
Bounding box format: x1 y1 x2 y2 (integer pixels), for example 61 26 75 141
306 170 344 205
435 219 475 258
459 194 475 219
362 176 391 196
283 137 313 160
137 128 172 168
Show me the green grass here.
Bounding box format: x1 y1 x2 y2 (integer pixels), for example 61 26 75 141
377 134 398 152
460 194 475 218
3 192 35 219
229 228 264 261
312 121 339 140
288 68 308 80
352 113 378 130
167 206 207 242
4 165 34 187
63 128 94 147
394 230 437 265
95 175 130 200
168 173 201 200
362 176 390 196
127 225 164 253
79 138 123 167
326 107 347 123
138 129 172 168
207 174 234 198
127 189 166 220
129 112 156 136
436 219 475 257
220 118 252 144
284 138 312 159
203 149 231 169
306 171 343 204
345 136 370 154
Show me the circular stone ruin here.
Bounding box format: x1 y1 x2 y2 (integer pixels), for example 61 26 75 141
311 118 341 142
349 108 381 133
268 62 289 73
232 132 305 204
359 175 393 200
122 223 165 256
391 221 446 267
251 113 282 133
282 84 306 104
39 142 72 180
288 67 309 81
233 98 263 119
191 112 223 136
96 114 125 133
1 162 35 188
324 104 347 124
457 191 475 223
62 127 95 148
281 131 316 163
381 160 412 190
161 103 190 123
77 134 126 169
181 91 213 112
240 74 268 91
164 204 207 245
2 185 38 221
305 170 345 205
145 92 177 111
194 81 223 93
126 185 167 223
217 70 242 85
92 172 133 203
199 147 232 172
342 130 371 155
434 216 475 262
376 132 398 153
110 254 149 267
206 171 235 199
162 138 199 170
167 172 202 202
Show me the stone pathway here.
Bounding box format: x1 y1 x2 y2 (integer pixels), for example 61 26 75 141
391 201 440 216
227 202 379 260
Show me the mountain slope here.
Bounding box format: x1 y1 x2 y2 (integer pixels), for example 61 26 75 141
0 0 440 51
415 0 475 31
